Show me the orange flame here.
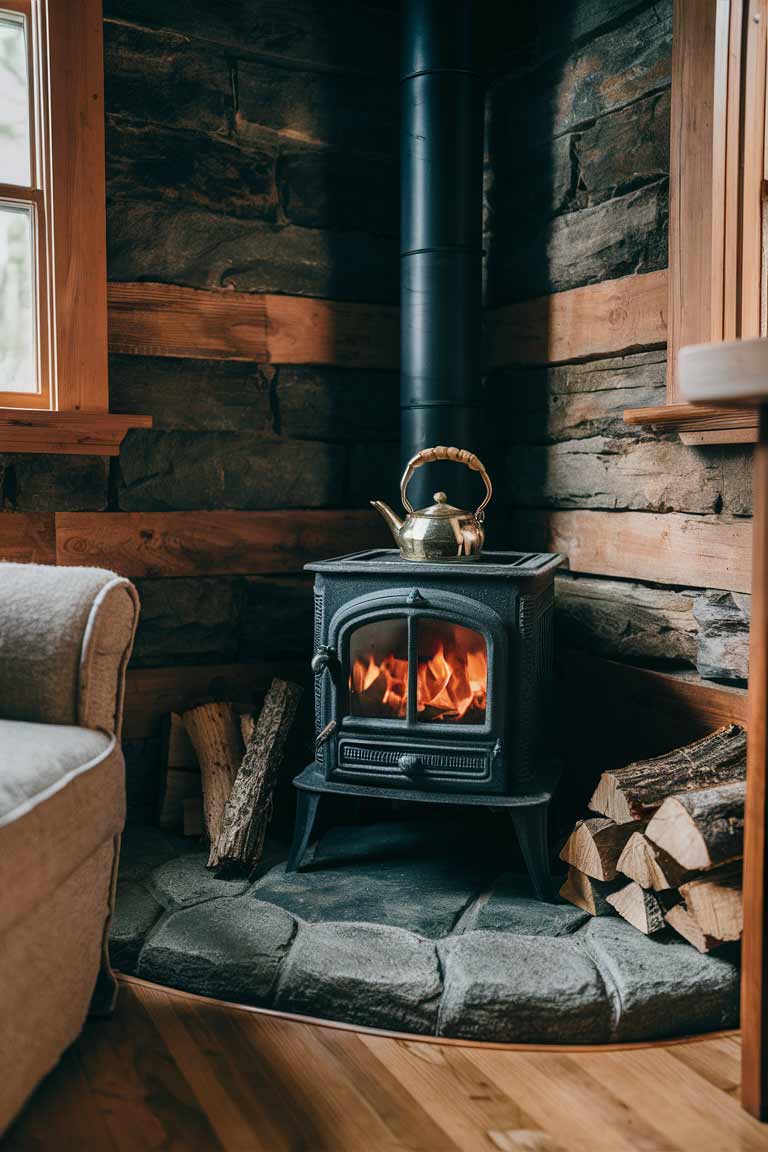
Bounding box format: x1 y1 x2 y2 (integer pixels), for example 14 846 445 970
350 629 486 724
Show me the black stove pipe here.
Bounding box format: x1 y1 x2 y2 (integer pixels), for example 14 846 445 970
400 0 485 510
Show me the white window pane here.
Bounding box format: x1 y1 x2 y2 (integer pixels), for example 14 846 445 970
0 14 31 187
0 203 37 392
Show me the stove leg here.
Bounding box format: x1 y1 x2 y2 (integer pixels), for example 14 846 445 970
287 790 321 872
512 804 554 902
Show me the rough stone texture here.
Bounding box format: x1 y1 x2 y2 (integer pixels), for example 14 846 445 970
277 148 397 236
118 433 346 511
506 435 749 515
138 898 297 1004
274 921 443 1033
469 873 590 936
556 573 698 666
240 576 313 661
109 880 164 973
694 591 751 684
109 356 275 433
584 918 740 1041
576 88 670 207
107 119 278 222
438 931 612 1043
489 352 667 446
348 439 401 510
149 853 250 909
251 857 490 938
275 367 399 443
132 577 244 666
107 201 398 302
1 455 109 512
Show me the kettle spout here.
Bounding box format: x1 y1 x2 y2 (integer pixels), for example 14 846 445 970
370 500 403 544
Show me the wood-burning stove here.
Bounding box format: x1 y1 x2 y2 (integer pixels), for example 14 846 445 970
288 547 562 898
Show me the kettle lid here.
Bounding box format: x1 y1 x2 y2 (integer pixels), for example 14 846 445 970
416 491 469 519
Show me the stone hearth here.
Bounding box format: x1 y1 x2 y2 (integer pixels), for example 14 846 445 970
112 819 740 1043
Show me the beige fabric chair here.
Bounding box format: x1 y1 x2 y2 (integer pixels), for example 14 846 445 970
0 563 139 1134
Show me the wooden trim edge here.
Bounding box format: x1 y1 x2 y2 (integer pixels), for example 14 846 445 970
0 409 152 455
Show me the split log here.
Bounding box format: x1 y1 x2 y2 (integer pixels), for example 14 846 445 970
559 867 623 916
589 724 746 823
157 712 200 831
665 904 725 954
616 831 697 891
212 678 302 871
240 712 256 745
606 881 679 935
645 781 745 870
559 817 644 881
679 862 743 942
181 701 244 865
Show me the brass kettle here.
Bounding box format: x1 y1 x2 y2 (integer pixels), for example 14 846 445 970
371 445 493 562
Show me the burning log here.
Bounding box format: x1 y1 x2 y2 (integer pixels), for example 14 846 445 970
559 817 644 881
212 679 302 872
181 702 244 865
588 724 746 823
645 781 745 870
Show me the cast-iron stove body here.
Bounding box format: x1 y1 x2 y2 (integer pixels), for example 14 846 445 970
288 548 562 899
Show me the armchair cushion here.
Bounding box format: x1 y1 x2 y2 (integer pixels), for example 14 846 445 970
0 563 139 731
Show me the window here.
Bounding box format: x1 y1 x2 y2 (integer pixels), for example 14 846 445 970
0 0 149 453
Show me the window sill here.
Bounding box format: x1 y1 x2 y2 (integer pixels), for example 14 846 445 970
0 409 152 455
623 403 759 445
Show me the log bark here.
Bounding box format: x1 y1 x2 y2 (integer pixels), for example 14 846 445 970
559 867 623 916
181 701 244 864
679 863 743 942
645 781 746 870
589 724 746 823
665 903 725 953
606 881 678 935
212 678 302 871
616 831 697 891
559 817 644 881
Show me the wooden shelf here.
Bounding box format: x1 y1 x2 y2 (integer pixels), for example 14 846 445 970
623 403 759 444
0 409 152 455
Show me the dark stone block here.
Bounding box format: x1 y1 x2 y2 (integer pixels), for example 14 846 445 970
149 853 250 909
438 931 612 1042
576 88 670 206
107 120 278 222
103 0 398 75
469 873 589 935
107 201 398 302
138 898 297 1005
1 455 109 512
104 23 233 135
694 590 751 684
240 576 313 661
109 880 164 973
109 356 275 433
348 440 400 509
274 921 442 1033
275 367 399 443
236 60 397 155
118 432 346 511
132 577 244 666
251 856 492 938
278 147 397 235
584 918 740 1041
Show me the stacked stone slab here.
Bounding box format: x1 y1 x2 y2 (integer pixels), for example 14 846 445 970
560 724 746 952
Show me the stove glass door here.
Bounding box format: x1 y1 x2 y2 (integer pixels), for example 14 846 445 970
415 619 487 725
349 618 408 719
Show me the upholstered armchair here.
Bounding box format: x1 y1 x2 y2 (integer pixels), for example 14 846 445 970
0 563 139 1134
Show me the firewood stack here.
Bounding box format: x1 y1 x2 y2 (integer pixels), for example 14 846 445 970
559 724 746 952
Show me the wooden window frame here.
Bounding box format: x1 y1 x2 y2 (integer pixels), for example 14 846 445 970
0 0 149 454
625 0 767 444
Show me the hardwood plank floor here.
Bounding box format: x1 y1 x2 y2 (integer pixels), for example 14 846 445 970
3 979 768 1152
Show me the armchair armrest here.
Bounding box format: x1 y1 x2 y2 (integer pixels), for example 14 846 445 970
0 563 139 734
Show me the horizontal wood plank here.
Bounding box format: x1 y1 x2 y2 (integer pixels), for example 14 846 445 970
123 662 305 738
511 509 752 592
0 514 56 565
488 269 668 368
55 509 389 577
623 402 759 436
107 283 399 369
0 410 152 456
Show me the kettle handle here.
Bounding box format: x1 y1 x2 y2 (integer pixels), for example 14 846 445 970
400 446 493 518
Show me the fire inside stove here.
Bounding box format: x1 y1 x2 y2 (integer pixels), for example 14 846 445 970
349 619 487 724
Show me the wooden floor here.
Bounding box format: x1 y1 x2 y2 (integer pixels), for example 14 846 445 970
3 978 768 1152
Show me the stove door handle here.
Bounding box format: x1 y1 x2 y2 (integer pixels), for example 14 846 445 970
311 645 339 683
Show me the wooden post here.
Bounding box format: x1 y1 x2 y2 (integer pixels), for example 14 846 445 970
742 409 768 1120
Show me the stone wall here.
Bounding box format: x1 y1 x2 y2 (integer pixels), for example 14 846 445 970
486 0 753 688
